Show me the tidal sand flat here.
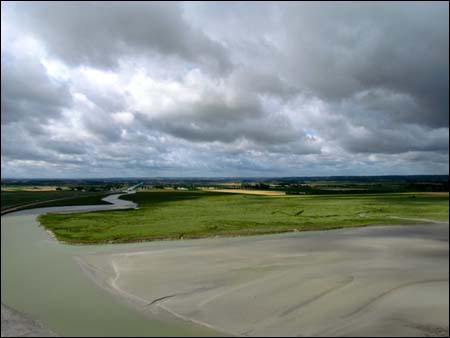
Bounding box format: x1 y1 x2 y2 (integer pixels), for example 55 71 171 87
79 223 449 337
1 304 57 337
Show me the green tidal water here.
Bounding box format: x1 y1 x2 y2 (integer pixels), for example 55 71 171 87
1 211 216 337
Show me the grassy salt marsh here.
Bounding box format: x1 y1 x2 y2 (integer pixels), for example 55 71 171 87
38 191 449 244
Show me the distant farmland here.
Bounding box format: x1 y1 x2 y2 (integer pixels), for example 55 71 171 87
1 190 110 214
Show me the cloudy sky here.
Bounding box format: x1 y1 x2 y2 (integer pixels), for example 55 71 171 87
1 1 449 178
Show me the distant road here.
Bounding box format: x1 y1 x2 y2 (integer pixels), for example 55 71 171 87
122 182 144 193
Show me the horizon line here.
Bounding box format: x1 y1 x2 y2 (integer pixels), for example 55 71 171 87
2 174 449 181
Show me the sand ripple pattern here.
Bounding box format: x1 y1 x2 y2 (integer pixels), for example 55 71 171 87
79 223 449 337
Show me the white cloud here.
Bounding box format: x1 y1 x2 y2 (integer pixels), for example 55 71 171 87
1 1 448 178
112 111 134 125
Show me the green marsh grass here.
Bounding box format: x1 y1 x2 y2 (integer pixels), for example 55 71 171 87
39 191 449 244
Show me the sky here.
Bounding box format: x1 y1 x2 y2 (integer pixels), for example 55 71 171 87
1 1 449 178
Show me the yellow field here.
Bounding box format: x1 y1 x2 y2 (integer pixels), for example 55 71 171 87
216 182 242 187
201 188 285 196
418 192 449 196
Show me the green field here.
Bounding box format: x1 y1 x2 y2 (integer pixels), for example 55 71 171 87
1 191 110 212
38 191 449 244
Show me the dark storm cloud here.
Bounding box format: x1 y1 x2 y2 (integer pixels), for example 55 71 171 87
12 1 231 73
280 1 449 128
1 52 71 124
228 68 298 99
74 96 124 143
1 1 448 177
1 123 85 164
41 139 86 155
340 126 449 154
132 84 319 153
146 116 313 149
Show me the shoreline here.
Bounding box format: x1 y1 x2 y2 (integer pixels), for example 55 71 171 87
39 217 449 245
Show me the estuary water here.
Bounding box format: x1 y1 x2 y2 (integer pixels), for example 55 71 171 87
1 193 216 337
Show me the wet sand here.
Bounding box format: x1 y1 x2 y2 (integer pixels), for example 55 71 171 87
1 304 58 337
79 223 449 337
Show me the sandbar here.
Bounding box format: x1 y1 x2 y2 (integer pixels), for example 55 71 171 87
78 223 449 337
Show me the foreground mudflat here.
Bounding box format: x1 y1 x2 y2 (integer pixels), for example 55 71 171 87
1 304 57 337
80 223 449 337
